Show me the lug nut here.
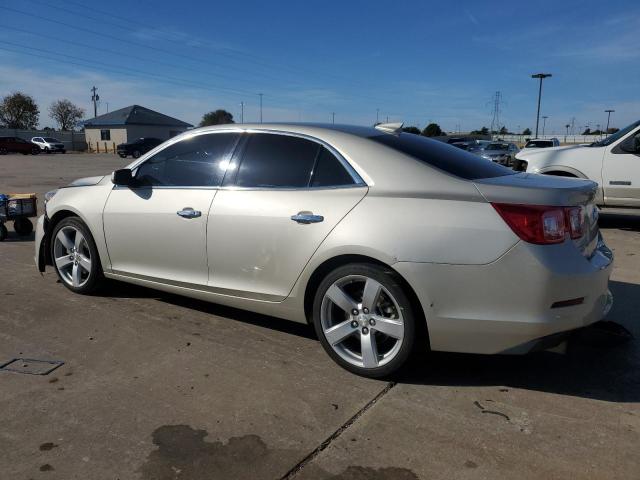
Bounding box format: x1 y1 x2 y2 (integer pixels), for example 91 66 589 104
369 318 376 326
362 327 369 335
351 320 358 328
363 307 369 314
351 309 358 316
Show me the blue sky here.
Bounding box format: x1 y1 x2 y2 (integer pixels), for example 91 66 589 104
0 0 638 133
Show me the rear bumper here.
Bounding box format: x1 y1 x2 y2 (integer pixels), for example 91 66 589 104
395 238 614 354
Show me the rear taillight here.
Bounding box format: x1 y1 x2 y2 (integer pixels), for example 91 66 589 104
565 206 585 239
492 203 585 245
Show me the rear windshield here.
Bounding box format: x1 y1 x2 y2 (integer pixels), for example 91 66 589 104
369 133 515 180
525 140 552 148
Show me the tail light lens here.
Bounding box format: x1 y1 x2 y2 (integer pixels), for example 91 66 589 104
565 206 585 239
492 203 580 245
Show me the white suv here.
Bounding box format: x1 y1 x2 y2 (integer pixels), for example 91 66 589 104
31 137 66 154
515 120 640 209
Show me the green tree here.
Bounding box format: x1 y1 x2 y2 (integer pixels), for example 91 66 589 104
522 128 532 135
402 126 421 135
582 128 591 135
49 99 85 130
422 123 443 137
0 92 39 129
499 126 508 135
470 126 489 135
200 109 234 126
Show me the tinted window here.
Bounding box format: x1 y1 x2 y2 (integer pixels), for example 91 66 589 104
135 133 239 187
526 140 552 148
369 133 515 180
100 129 111 141
234 134 320 188
311 147 355 187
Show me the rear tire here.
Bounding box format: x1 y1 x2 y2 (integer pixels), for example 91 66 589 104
312 263 416 378
31 146 40 155
0 224 7 241
133 150 141 158
50 217 104 294
13 217 33 236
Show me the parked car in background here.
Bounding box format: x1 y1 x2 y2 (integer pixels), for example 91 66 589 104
467 139 491 153
515 119 640 209
117 137 163 158
36 123 613 377
0 136 40 155
523 138 560 150
31 137 66 154
478 142 519 167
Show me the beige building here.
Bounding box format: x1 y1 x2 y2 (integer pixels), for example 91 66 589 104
83 105 192 153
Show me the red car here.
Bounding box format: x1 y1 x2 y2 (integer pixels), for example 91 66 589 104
0 136 40 155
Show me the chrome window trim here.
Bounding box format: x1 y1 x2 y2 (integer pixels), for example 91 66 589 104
124 127 367 190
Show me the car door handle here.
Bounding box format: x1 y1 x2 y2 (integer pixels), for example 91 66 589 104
177 208 201 218
291 212 324 224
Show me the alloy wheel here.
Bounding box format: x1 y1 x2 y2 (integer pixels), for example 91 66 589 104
53 226 92 288
320 275 404 369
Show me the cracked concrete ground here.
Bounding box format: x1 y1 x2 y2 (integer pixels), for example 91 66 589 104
1 154 638 479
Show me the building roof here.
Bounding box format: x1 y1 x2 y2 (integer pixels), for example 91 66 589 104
83 105 192 128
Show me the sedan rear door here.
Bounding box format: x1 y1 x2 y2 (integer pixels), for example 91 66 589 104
207 132 367 301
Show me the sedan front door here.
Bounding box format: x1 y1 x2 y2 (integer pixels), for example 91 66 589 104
103 131 241 285
602 128 640 207
207 132 367 301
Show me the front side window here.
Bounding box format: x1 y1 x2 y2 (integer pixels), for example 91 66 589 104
234 134 320 188
135 132 240 187
100 129 111 141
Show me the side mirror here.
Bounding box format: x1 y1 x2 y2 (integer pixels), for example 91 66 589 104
111 168 133 185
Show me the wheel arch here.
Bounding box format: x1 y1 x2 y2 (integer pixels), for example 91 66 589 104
43 208 94 266
302 254 430 349
538 166 586 178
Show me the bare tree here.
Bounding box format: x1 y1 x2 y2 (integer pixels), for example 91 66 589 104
49 99 85 130
0 92 39 129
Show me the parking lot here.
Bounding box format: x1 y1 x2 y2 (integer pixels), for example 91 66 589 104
1 153 639 479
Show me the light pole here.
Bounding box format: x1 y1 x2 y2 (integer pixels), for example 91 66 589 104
531 73 552 138
376 108 379 124
605 109 615 136
240 101 244 123
332 112 335 124
542 116 548 137
258 93 263 123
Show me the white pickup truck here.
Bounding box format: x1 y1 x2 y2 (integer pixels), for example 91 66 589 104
514 119 640 209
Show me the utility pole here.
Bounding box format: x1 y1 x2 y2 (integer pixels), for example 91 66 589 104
240 101 244 123
605 109 615 136
531 73 552 138
258 93 263 123
376 108 379 124
489 91 502 139
90 86 99 118
542 116 548 136
332 112 335 124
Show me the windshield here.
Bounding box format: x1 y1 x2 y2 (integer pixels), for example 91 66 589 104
486 143 508 150
593 119 640 147
44 137 61 142
369 133 515 180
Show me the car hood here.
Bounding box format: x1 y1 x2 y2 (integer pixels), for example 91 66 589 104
66 175 105 187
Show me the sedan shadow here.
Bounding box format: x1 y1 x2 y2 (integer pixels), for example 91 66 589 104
98 279 638 402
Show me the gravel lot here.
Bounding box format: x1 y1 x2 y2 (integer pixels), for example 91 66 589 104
1 153 639 479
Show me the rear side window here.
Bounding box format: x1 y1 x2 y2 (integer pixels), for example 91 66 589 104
369 133 515 180
311 147 355 187
136 132 239 187
234 134 320 188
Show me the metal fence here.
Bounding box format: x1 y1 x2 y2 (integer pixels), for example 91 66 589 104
497 134 605 145
0 129 87 151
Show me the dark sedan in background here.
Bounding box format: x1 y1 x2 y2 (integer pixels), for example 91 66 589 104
117 137 163 158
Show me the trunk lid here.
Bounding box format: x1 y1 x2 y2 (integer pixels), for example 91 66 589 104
474 172 600 257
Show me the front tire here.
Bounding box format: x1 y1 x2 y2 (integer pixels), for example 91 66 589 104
51 217 104 294
133 150 141 158
312 263 416 378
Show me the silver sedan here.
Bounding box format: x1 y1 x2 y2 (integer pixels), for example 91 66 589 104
35 123 613 377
